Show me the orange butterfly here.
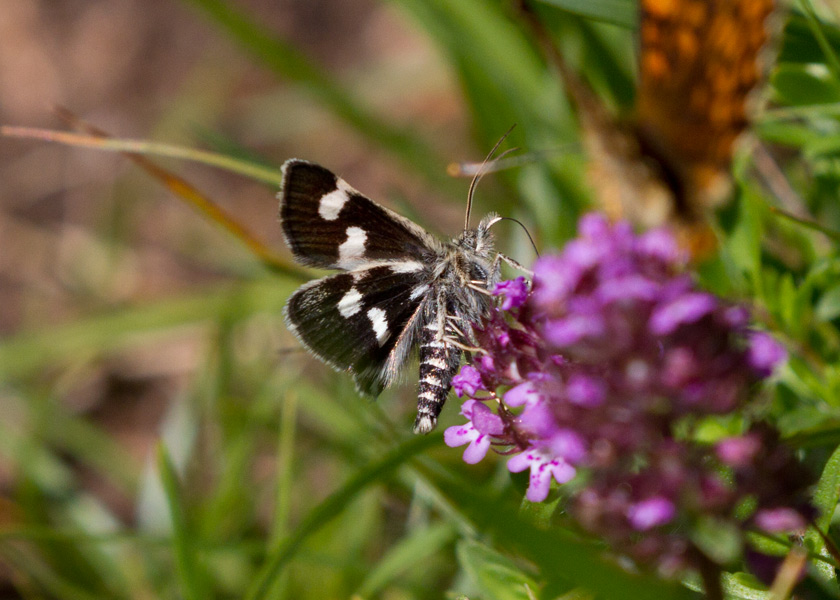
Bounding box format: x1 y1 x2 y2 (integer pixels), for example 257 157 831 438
544 0 776 254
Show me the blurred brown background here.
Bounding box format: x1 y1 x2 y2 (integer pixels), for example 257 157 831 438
0 0 473 517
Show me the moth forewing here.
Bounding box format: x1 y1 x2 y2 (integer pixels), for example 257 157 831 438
279 159 501 433
280 160 443 269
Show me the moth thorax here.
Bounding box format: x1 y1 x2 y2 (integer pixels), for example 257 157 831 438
451 252 484 284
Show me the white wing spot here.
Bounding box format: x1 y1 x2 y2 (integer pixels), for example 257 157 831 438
367 307 390 346
338 287 363 318
317 181 352 221
391 261 424 274
338 227 367 268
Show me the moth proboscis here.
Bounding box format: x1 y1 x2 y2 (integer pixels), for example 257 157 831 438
279 159 521 433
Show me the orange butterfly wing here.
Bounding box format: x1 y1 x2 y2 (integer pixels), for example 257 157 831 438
636 0 775 214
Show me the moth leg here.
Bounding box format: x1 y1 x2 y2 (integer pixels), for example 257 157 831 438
466 282 494 296
441 335 486 354
445 315 481 348
494 252 534 277
444 317 469 342
436 290 449 343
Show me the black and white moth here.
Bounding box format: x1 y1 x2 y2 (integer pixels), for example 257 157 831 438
279 159 501 434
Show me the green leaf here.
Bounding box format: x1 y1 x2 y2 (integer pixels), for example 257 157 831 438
772 64 840 106
756 120 825 148
816 284 840 322
419 464 693 600
719 572 772 600
457 539 539 600
802 444 840 584
812 444 840 533
690 517 742 566
534 0 637 28
779 12 840 65
804 133 840 159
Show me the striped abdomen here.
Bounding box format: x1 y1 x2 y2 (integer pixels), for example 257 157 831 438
413 319 462 434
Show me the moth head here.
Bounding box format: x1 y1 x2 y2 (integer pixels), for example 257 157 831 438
456 212 500 256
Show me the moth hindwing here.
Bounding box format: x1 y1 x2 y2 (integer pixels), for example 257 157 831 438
279 159 501 433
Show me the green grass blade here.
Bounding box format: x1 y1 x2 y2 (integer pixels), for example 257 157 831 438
0 545 106 600
157 445 206 600
245 434 439 600
799 0 840 79
393 0 588 240
180 0 451 191
1 126 283 185
272 391 299 544
355 522 456 597
0 277 298 381
395 0 557 142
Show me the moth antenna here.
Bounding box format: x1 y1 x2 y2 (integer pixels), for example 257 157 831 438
448 145 576 178
490 216 540 258
465 124 517 231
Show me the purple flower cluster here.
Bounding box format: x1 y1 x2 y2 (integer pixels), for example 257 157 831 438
446 214 813 574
